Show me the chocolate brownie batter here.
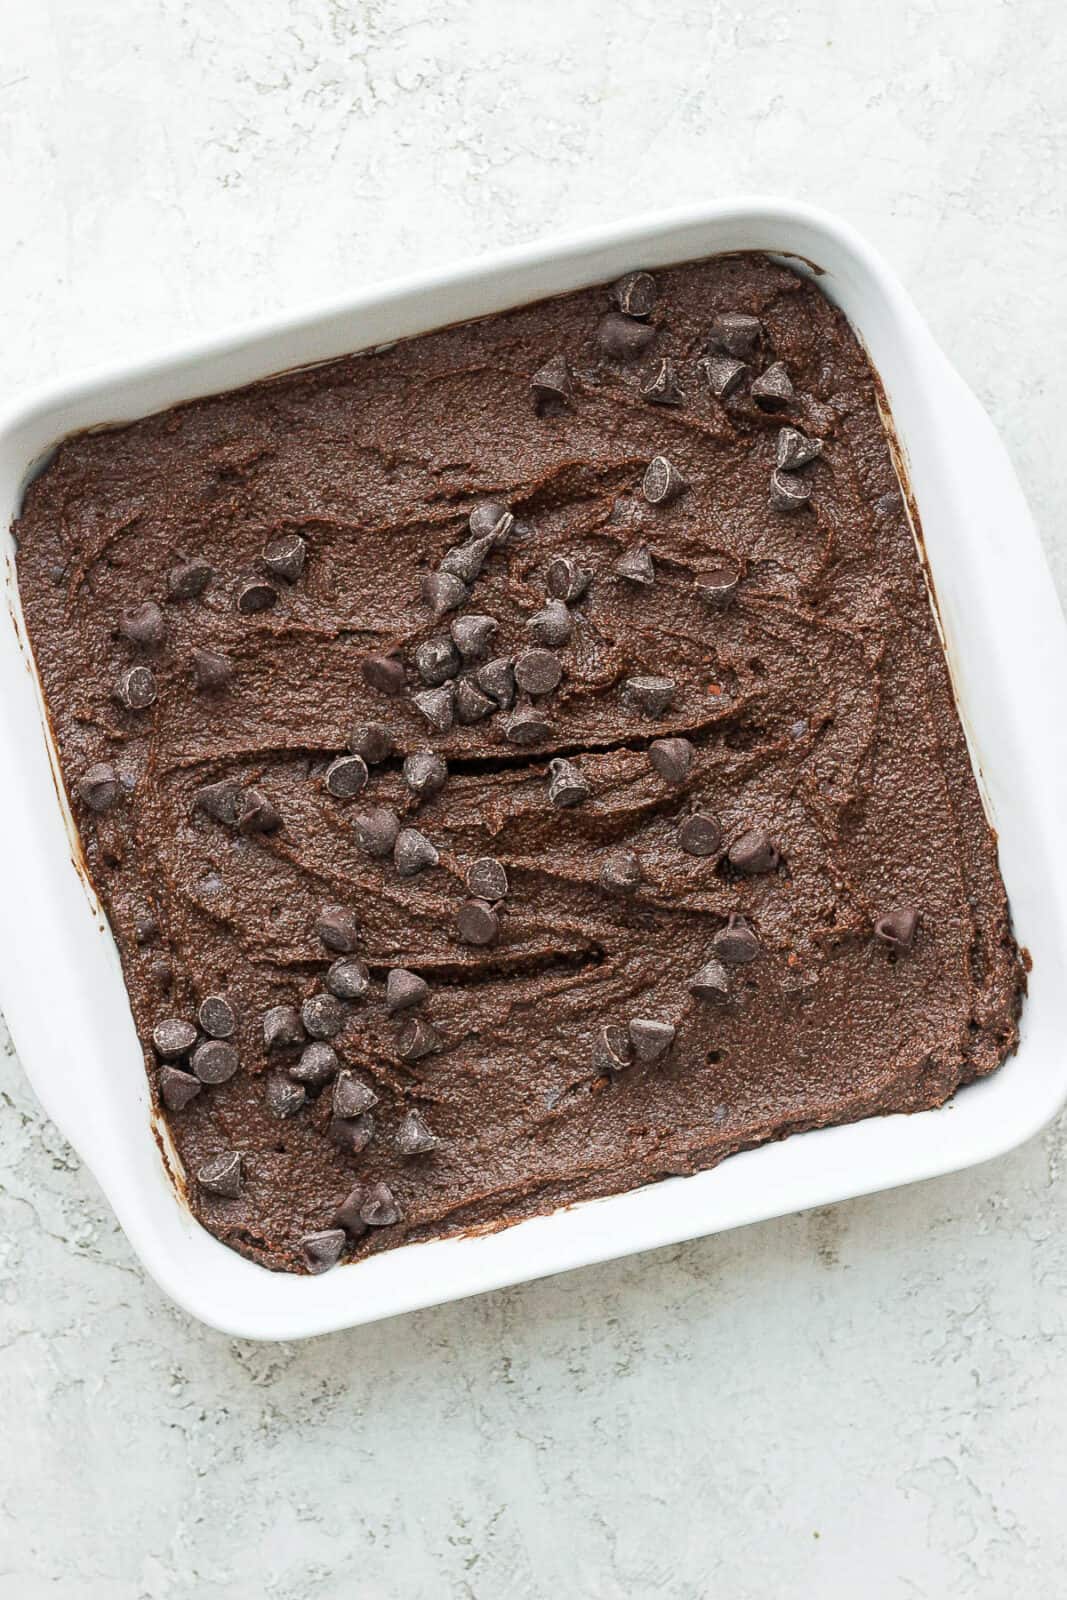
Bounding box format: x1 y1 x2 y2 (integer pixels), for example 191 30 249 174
13 254 1024 1274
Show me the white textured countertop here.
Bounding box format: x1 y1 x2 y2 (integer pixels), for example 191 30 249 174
2 3 1065 1596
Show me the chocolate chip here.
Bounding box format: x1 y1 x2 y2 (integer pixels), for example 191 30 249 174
514 648 562 696
397 1014 442 1060
291 1042 337 1085
599 849 642 894
402 751 448 800
266 1073 305 1118
502 703 552 744
594 1024 634 1074
348 722 393 765
641 359 685 406
325 958 370 1002
610 270 657 318
776 427 822 470
332 1070 379 1118
751 362 794 410
167 559 213 602
678 811 722 856
119 601 165 648
527 600 573 648
237 579 278 614
873 908 919 953
361 1181 401 1227
628 1018 675 1062
192 1038 240 1084
596 312 656 362
302 992 348 1040
709 312 762 359
700 354 749 398
713 913 761 963
469 500 514 543
352 806 401 857
414 637 461 687
152 1018 197 1058
361 652 406 696
315 905 360 954
622 675 675 716
386 968 429 1012
238 788 281 834
262 532 306 582
642 455 687 506
151 959 174 993
394 827 439 876
456 898 499 945
325 754 369 798
546 556 591 603
475 657 516 710
159 1066 201 1111
79 762 121 813
422 570 469 622
688 959 730 1002
397 1109 438 1156
450 614 498 663
117 665 157 710
301 1229 346 1273
263 1004 305 1051
467 857 508 900
531 355 573 407
440 533 496 585
194 779 243 826
413 684 455 733
134 912 158 945
615 542 655 585
695 567 740 609
192 648 234 692
198 994 235 1039
769 468 812 513
728 831 779 874
548 757 590 808
198 1151 241 1198
329 1113 375 1155
649 737 693 784
333 1183 369 1236
455 678 496 724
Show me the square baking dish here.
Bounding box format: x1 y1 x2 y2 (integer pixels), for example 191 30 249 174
2 199 1065 1340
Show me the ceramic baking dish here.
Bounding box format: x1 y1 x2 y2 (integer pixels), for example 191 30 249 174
2 199 1065 1340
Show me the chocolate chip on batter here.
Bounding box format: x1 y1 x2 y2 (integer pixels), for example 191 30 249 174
352 806 401 857
159 1066 201 1111
642 455 688 506
198 1152 242 1199
469 500 515 543
527 600 573 648
769 468 812 513
421 570 469 622
79 762 121 813
397 1108 439 1156
776 426 822 470
414 636 461 687
594 1023 634 1074
301 1229 346 1274
332 1070 379 1118
475 657 517 710
361 652 406 696
152 1018 197 1058
649 737 693 784
119 601 165 649
440 533 496 585
548 757 590 808
546 556 591 604
348 722 394 765
728 831 780 874
117 665 157 710
361 1181 402 1227
402 751 448 800
386 968 429 1012
467 857 509 901
709 312 762 359
192 1038 240 1084
628 1018 675 1063
641 359 685 406
333 1184 369 1237
413 684 456 733
616 540 657 588
329 1113 376 1155
266 1072 305 1118
678 811 722 856
192 648 234 692
700 354 749 399
238 788 281 834
751 361 794 410
695 567 740 609
599 849 642 895
291 1042 338 1085
455 678 496 724
456 898 500 946
302 992 348 1040
502 703 552 744
873 908 919 953
166 559 213 602
688 958 731 1002
622 675 675 716
611 270 658 318
713 913 761 963
514 648 562 697
263 1004 306 1051
193 779 243 826
262 532 306 583
325 754 370 798
198 994 235 1039
397 1015 442 1060
394 827 439 876
325 957 371 1002
450 614 498 663
531 355 573 407
315 904 360 953
596 313 656 362
237 579 278 615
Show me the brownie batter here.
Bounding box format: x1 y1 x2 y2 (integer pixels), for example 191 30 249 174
12 254 1024 1274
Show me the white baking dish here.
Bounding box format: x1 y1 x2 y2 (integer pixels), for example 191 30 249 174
2 199 1064 1340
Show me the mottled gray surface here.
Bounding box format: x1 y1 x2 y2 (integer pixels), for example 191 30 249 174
1 1 1065 1595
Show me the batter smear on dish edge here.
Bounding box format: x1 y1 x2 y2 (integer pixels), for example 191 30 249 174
13 253 1024 1273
